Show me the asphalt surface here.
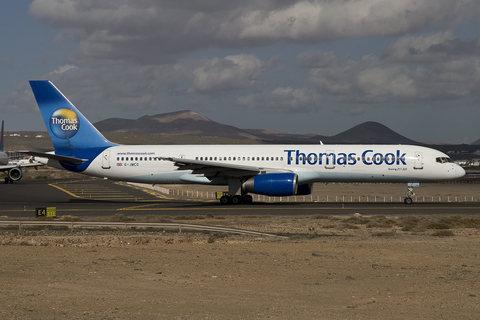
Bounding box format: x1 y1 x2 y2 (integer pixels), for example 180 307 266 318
2 178 480 218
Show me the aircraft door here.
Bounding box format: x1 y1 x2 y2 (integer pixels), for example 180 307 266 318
325 150 335 169
414 152 423 169
102 150 111 169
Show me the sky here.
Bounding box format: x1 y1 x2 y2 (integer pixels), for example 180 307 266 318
1 1 480 144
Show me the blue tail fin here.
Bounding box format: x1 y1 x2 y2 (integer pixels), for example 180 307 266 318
0 120 4 152
29 81 116 152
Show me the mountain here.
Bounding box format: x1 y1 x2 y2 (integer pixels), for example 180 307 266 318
471 138 480 145
94 110 259 140
93 111 418 144
315 121 417 144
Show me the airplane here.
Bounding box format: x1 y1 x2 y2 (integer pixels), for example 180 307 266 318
0 120 43 184
26 80 465 204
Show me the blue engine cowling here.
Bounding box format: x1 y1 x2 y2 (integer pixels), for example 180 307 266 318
242 173 299 196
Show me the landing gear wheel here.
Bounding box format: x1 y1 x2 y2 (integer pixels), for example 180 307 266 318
4 177 8 184
404 197 413 205
220 195 231 205
231 195 242 204
242 195 253 204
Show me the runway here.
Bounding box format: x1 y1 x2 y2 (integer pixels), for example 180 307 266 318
1 178 480 218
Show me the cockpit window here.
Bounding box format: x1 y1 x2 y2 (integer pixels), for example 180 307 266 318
436 157 453 163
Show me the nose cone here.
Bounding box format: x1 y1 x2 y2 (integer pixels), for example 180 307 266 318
455 165 466 179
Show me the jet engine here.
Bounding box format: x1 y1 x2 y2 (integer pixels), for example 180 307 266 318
8 167 23 181
296 183 313 195
242 173 301 196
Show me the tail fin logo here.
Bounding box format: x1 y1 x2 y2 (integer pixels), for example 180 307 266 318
50 108 80 139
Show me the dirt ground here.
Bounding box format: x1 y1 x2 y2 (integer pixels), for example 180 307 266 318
2 168 479 319
2 210 480 319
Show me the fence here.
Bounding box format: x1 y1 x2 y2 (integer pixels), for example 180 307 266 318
129 183 479 203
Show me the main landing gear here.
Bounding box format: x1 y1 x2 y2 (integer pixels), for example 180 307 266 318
219 194 253 205
4 177 13 184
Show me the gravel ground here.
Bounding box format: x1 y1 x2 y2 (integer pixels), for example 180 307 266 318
1 212 480 320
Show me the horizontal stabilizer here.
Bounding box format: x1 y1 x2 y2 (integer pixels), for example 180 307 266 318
19 150 87 164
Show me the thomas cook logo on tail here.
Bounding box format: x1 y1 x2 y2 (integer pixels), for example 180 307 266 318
50 108 80 139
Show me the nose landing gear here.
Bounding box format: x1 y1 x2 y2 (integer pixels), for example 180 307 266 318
404 183 418 204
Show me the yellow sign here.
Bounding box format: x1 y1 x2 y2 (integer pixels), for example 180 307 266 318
35 207 57 218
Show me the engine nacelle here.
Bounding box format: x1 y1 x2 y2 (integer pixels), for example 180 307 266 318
242 173 298 196
8 167 23 181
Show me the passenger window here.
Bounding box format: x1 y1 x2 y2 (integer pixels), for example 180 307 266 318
233 157 236 161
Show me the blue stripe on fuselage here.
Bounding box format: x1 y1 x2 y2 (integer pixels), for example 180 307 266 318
56 147 108 172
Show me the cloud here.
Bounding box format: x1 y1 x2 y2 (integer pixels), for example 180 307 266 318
52 64 78 74
37 63 190 112
4 54 276 114
29 0 479 64
382 31 480 63
333 106 365 116
301 38 480 104
190 54 276 94
237 87 321 113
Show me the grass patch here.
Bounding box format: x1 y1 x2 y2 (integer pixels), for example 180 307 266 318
61 215 82 222
398 217 420 231
425 223 450 230
342 224 360 230
36 216 55 221
371 230 396 237
431 230 454 237
111 214 135 222
208 233 228 243
366 216 396 229
173 215 205 220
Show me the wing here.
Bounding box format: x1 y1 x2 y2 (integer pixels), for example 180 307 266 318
0 162 43 171
160 157 292 180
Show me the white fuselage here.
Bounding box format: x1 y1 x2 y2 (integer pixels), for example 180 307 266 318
39 144 465 185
